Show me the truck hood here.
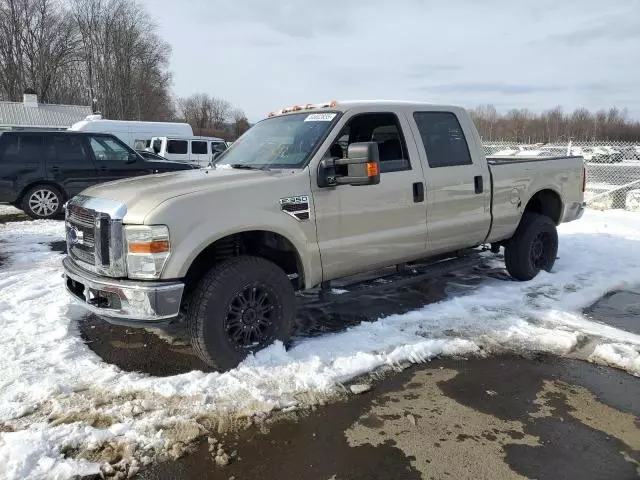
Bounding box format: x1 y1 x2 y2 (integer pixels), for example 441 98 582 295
81 167 280 222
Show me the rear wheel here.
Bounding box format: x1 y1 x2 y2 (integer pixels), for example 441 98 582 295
504 213 558 281
21 185 63 219
186 256 295 370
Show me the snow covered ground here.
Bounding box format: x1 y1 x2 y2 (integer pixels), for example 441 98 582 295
1 209 640 479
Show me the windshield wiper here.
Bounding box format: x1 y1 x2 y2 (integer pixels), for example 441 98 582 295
228 164 265 170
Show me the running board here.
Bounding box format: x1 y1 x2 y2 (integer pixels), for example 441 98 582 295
313 253 484 301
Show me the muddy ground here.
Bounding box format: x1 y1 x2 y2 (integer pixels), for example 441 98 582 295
138 355 640 480
74 254 639 480
2 209 639 479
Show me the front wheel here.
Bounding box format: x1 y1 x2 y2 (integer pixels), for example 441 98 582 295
504 213 558 281
21 184 64 219
186 256 295 370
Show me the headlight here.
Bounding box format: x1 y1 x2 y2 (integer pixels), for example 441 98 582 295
124 225 170 280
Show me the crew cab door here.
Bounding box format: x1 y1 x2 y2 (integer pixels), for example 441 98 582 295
408 110 491 253
310 109 428 281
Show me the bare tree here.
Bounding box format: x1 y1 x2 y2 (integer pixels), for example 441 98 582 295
231 108 250 138
0 0 78 102
71 0 173 120
177 93 209 129
0 0 174 119
209 97 231 129
177 93 235 133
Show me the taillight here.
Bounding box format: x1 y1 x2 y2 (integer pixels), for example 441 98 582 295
582 166 586 192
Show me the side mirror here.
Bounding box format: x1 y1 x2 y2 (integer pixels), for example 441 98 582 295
127 152 138 163
318 142 380 188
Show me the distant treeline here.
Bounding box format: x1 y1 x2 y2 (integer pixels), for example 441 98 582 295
470 105 640 143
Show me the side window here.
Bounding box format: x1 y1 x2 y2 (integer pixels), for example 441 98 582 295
0 134 42 162
212 142 227 153
133 139 148 150
325 112 411 173
191 141 207 154
48 135 88 163
167 140 188 154
413 112 473 168
88 136 130 161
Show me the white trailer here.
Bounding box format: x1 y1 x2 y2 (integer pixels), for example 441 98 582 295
68 115 193 150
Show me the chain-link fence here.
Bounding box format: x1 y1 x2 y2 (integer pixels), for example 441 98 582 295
482 141 640 211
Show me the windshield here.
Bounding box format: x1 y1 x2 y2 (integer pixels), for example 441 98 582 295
214 111 339 169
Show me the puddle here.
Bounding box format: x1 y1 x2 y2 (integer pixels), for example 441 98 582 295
584 287 640 335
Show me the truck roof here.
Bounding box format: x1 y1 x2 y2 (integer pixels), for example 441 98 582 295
267 100 466 118
336 100 462 109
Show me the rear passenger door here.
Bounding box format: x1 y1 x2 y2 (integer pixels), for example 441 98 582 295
165 139 189 163
0 133 45 202
409 111 491 253
45 134 98 197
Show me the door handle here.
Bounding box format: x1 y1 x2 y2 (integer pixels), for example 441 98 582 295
51 166 60 173
413 182 424 203
474 175 483 194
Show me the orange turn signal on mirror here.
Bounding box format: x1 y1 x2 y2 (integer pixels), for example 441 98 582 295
128 240 170 254
366 162 379 177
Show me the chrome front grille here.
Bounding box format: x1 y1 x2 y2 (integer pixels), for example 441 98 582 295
66 205 96 268
65 195 128 277
69 245 94 265
67 207 94 228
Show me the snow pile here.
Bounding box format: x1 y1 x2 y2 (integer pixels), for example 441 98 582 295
590 343 640 372
0 205 22 216
1 210 640 478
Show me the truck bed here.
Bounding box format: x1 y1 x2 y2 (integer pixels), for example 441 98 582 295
487 155 576 165
486 154 585 243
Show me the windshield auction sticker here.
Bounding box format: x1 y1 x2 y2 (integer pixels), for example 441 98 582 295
304 113 337 122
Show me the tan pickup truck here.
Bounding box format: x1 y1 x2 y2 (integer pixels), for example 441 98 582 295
62 100 585 369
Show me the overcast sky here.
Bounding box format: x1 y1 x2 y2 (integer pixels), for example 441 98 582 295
140 0 640 122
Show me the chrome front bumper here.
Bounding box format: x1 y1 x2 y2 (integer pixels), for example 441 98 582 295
63 256 184 324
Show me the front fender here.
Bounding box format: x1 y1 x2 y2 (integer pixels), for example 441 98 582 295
145 182 322 289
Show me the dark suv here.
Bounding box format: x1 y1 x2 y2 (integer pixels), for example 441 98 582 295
0 131 195 219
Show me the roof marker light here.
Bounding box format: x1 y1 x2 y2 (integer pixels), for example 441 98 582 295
268 100 339 118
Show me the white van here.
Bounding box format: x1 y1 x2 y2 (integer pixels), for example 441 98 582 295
149 136 228 165
69 115 194 150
